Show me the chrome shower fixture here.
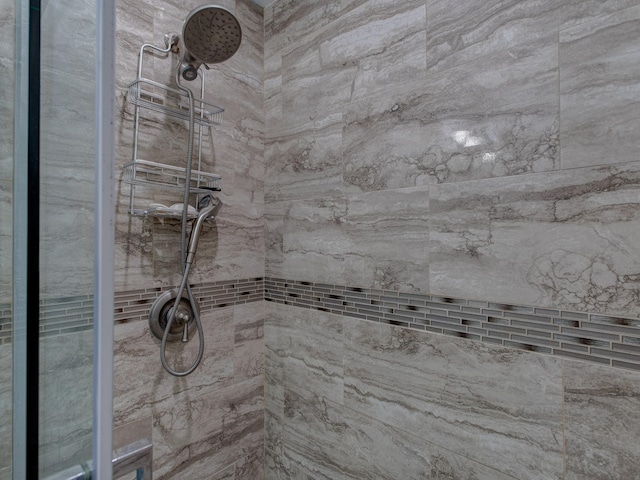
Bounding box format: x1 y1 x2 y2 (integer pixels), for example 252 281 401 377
178 5 242 81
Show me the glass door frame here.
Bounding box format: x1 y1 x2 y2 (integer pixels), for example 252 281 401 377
12 0 115 477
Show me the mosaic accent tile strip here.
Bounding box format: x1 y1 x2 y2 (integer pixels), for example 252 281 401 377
0 278 264 342
0 304 12 345
5 275 640 371
113 278 264 325
264 277 640 372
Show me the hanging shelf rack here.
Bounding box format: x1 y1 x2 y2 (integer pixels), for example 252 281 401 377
124 41 223 221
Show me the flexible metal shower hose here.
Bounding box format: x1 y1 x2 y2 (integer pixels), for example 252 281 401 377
158 68 205 377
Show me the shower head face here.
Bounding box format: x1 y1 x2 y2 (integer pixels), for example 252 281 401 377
182 5 242 65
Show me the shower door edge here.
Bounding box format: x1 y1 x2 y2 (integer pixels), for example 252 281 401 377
93 0 116 477
12 0 30 476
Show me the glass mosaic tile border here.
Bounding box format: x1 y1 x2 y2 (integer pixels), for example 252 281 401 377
4 275 640 371
264 277 640 372
113 278 264 324
0 278 264 344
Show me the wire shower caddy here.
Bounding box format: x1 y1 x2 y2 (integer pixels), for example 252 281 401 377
123 39 223 220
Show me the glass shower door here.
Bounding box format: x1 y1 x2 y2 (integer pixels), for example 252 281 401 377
0 0 16 476
38 0 97 472
6 0 115 477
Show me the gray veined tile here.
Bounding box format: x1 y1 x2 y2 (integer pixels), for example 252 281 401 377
233 302 265 383
281 388 517 480
235 448 265 480
276 306 344 406
194 202 264 283
265 114 344 203
279 189 429 292
265 0 342 55
205 463 235 480
281 195 350 285
265 202 286 279
317 0 427 102
0 0 15 62
429 163 640 317
153 375 264 480
112 308 234 427
40 0 96 83
426 0 570 74
558 0 639 30
564 360 640 480
344 319 564 480
344 188 429 293
39 331 94 475
0 343 11 480
343 36 559 192
560 4 640 169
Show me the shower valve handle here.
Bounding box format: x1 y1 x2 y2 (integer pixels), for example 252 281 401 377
182 322 189 343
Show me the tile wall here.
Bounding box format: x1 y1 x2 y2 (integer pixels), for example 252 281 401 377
264 0 640 479
0 0 13 474
113 0 265 478
3 0 640 479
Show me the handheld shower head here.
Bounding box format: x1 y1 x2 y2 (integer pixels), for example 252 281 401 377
179 5 242 81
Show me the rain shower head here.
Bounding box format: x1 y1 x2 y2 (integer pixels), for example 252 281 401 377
179 5 242 81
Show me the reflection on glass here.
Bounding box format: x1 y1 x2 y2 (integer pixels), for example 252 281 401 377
1 0 16 476
38 0 96 476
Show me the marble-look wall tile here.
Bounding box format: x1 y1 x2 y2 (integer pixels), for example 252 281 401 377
265 0 342 55
281 47 356 131
0 177 12 303
40 0 95 83
0 343 11 480
234 448 265 480
114 0 154 89
560 5 640 169
0 0 13 306
206 464 235 480
39 69 96 299
280 388 517 480
283 308 344 405
281 194 349 284
265 116 344 202
153 375 263 479
564 360 640 479
233 302 264 383
344 319 564 480
319 0 426 102
264 52 282 126
0 0 14 61
279 188 429 292
39 331 93 476
425 0 636 75
204 202 264 281
264 202 285 278
344 188 429 292
430 163 640 317
114 0 265 292
113 308 234 427
113 415 153 451
264 303 288 457
558 0 639 30
134 202 263 289
343 37 558 192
